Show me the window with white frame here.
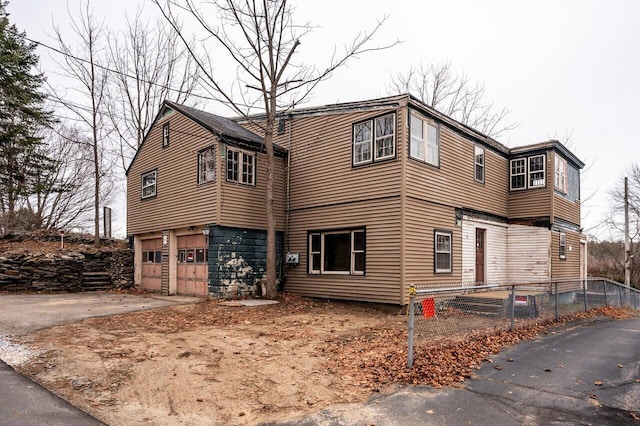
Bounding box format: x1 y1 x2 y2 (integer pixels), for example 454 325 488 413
510 158 526 190
555 156 567 192
198 147 216 184
410 113 439 166
434 230 452 273
528 155 546 187
475 145 485 183
559 232 566 260
308 229 365 275
141 170 157 199
226 147 255 186
352 113 396 165
510 154 547 190
162 122 170 147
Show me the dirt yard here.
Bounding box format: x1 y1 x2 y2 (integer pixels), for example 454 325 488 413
11 292 638 426
14 295 409 425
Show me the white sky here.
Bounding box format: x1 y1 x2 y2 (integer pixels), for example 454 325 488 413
7 0 640 240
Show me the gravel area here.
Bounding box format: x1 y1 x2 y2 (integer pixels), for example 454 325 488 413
0 334 40 367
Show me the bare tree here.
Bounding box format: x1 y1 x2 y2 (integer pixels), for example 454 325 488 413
604 164 640 286
388 61 517 139
48 1 114 246
153 0 397 298
20 125 96 231
107 10 200 171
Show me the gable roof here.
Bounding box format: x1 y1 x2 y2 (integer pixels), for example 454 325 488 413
126 100 287 176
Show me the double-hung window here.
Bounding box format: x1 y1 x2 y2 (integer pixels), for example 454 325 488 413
226 147 255 186
528 155 545 188
555 156 567 192
510 154 546 190
410 114 439 166
475 146 485 183
141 170 157 199
308 229 365 275
559 232 567 260
198 147 216 184
352 113 396 165
434 230 452 273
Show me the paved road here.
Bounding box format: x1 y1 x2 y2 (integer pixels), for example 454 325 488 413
279 317 640 425
0 292 201 336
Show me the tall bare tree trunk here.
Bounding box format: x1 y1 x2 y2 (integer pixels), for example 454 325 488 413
264 91 277 299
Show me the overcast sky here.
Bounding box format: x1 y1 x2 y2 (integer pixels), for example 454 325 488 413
7 0 640 239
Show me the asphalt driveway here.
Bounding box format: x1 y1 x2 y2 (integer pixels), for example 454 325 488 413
281 317 640 425
0 292 201 336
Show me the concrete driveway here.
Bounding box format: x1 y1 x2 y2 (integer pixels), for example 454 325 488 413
281 317 640 426
0 292 201 336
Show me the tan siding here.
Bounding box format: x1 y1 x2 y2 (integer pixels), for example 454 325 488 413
551 230 582 280
219 148 286 231
554 194 581 226
508 154 553 220
127 111 218 235
280 109 403 211
285 198 402 304
506 225 550 282
404 198 462 294
405 116 509 218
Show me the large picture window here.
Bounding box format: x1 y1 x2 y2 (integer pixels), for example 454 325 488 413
141 170 157 199
352 113 396 165
198 147 216 184
434 230 452 274
226 147 255 186
308 229 365 275
410 114 439 166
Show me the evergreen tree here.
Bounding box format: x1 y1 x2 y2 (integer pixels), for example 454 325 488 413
0 1 55 231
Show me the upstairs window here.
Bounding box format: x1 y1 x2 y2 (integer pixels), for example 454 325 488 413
141 170 157 199
555 156 567 192
529 155 546 187
434 230 452 273
559 232 566 260
510 158 526 190
410 114 439 166
474 145 485 183
352 113 396 165
198 147 216 184
510 154 546 191
226 147 255 186
162 122 170 147
308 229 365 275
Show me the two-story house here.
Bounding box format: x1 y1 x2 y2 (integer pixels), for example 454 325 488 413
126 94 585 304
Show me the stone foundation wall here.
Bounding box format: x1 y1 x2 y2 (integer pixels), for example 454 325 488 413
0 249 134 292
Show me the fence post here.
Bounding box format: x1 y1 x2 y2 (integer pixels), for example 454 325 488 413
407 284 416 368
583 280 588 312
510 285 515 332
555 282 559 321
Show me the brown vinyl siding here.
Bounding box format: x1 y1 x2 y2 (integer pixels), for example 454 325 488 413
551 230 581 279
284 197 402 304
127 111 218 235
553 194 580 226
277 109 403 212
405 117 508 218
219 148 286 231
507 154 553 220
404 197 462 302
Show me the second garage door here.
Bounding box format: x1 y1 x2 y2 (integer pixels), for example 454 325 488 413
177 235 208 296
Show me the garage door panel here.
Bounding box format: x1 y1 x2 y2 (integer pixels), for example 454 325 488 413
177 235 208 296
141 238 162 292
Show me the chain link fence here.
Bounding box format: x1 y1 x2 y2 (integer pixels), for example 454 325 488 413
407 278 640 367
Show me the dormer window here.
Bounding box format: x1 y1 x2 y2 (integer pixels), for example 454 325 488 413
510 154 546 191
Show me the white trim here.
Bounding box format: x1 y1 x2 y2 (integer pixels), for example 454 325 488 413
141 170 157 198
